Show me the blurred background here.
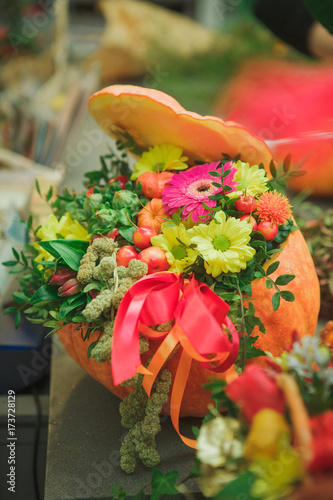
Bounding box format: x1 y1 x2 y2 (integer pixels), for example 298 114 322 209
0 1 332 499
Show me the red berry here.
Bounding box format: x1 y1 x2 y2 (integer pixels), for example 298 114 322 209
137 247 169 274
240 214 258 231
108 175 128 190
257 221 278 241
132 226 157 250
116 246 138 267
235 195 257 214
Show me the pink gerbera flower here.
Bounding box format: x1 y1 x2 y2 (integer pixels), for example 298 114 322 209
162 161 238 222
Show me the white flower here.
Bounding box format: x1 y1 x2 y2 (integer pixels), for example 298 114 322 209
196 416 243 468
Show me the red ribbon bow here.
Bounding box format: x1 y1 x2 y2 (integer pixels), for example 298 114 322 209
111 272 239 448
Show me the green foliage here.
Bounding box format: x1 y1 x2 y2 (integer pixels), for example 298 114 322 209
203 378 239 417
213 471 256 500
38 240 88 271
150 469 179 500
268 156 308 192
302 0 333 34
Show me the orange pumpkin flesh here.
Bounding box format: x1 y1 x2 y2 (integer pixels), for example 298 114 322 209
89 85 273 168
56 85 320 418
137 198 170 233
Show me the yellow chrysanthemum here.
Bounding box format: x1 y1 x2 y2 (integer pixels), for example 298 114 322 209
151 223 197 273
188 211 255 277
228 160 268 198
131 144 188 180
34 212 90 264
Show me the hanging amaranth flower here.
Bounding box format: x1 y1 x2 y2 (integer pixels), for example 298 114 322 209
162 162 238 223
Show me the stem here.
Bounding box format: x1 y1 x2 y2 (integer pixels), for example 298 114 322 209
125 211 138 229
235 278 246 372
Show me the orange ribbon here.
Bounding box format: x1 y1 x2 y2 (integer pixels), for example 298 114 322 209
111 272 239 448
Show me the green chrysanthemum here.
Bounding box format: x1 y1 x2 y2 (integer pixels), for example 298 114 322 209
131 144 188 180
228 160 268 198
151 223 197 273
188 211 255 277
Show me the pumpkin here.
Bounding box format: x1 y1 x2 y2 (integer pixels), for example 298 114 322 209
215 60 333 197
137 198 170 233
57 227 319 417
137 171 173 199
56 85 320 418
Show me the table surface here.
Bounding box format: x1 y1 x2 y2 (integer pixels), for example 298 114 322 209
44 336 201 500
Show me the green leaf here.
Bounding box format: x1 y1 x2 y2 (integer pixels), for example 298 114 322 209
150 469 179 500
15 310 21 329
12 247 20 261
266 261 280 275
59 295 87 320
30 285 63 304
38 240 87 271
280 290 295 302
24 307 38 314
87 339 99 359
213 471 256 500
243 335 266 359
275 274 295 286
27 317 47 324
172 212 181 225
288 170 308 177
2 260 19 267
35 179 41 196
209 170 222 177
272 292 281 311
21 251 28 266
208 194 224 201
43 320 60 329
265 279 274 289
118 226 136 243
302 0 333 34
2 307 18 315
71 315 86 323
283 153 292 173
83 282 103 293
46 185 53 202
12 291 29 305
269 160 277 178
251 240 267 249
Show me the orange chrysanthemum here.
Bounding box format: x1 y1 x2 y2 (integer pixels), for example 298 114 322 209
257 191 292 226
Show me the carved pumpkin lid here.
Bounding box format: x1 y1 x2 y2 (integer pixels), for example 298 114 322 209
88 85 273 168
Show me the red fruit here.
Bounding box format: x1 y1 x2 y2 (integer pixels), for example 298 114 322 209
107 228 119 239
257 221 278 241
235 195 257 214
108 175 128 190
132 226 157 249
116 246 138 267
240 214 258 231
137 247 169 274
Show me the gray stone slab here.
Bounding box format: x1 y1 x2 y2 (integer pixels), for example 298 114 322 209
44 336 201 500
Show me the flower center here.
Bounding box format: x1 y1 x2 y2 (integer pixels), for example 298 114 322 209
185 179 217 200
213 236 230 251
238 179 248 190
171 245 187 260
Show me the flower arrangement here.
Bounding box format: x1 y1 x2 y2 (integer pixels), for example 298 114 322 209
195 332 333 500
2 86 321 477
